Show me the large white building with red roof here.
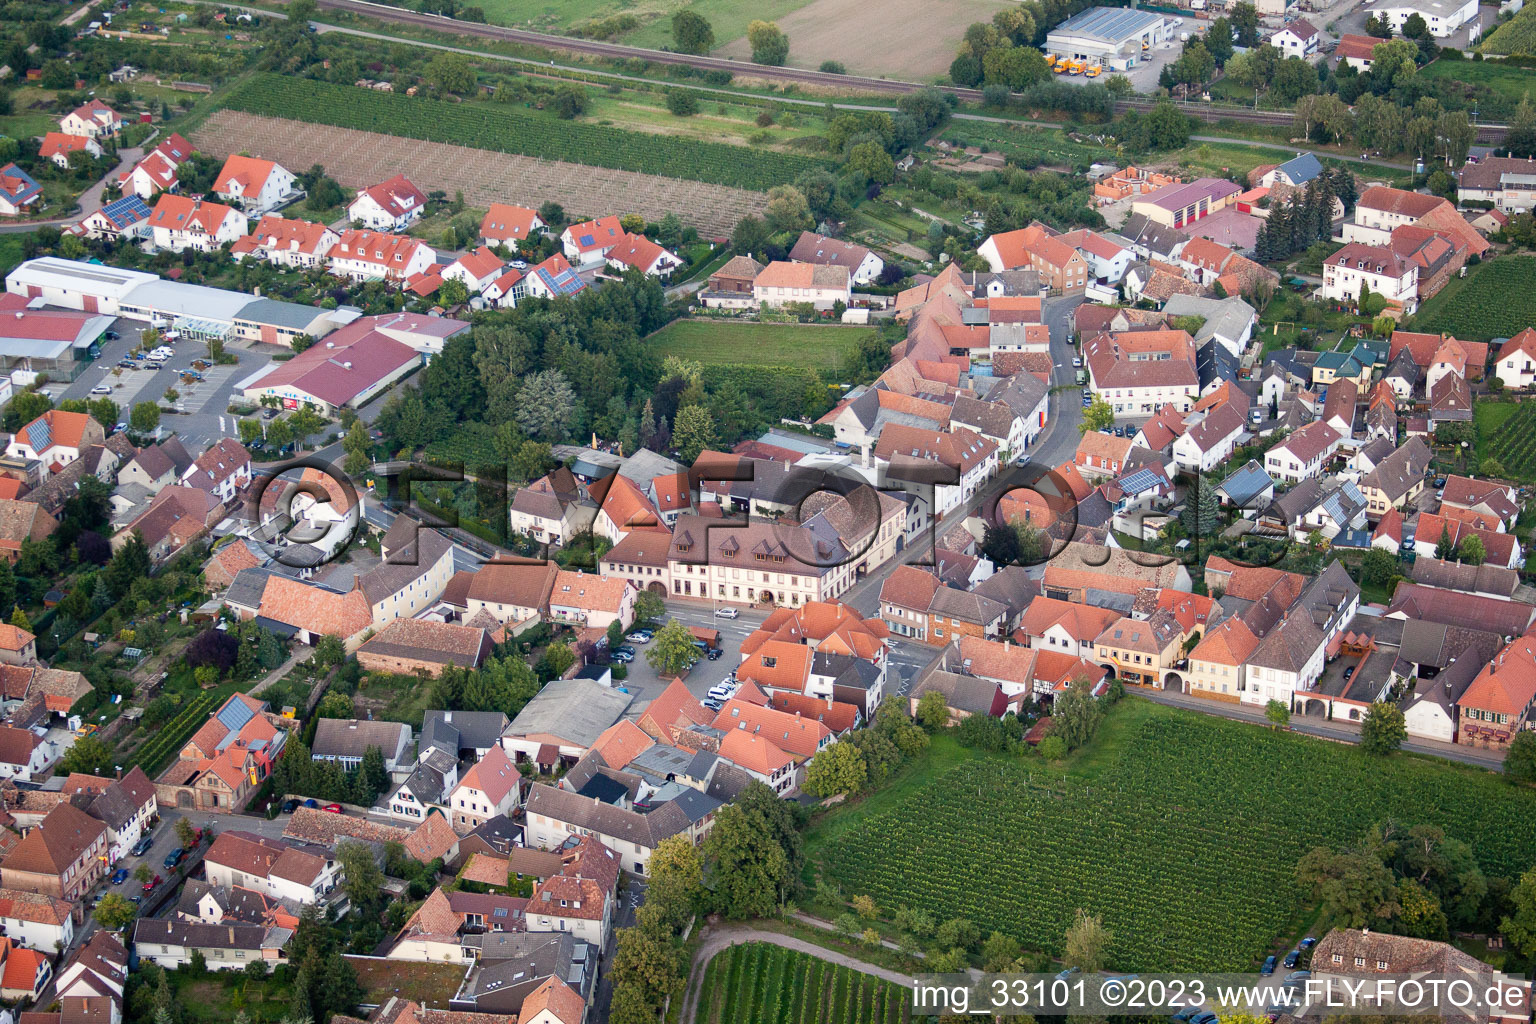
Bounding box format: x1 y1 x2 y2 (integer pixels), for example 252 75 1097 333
1321 242 1419 315
212 155 297 216
441 246 506 293
118 133 193 199
347 174 427 231
604 232 681 279
6 410 105 470
1495 328 1536 389
240 314 425 416
328 229 435 284
59 99 122 140
480 203 545 248
147 194 248 252
230 215 338 269
39 133 102 170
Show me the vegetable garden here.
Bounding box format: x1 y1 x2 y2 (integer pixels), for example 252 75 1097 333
1413 256 1536 341
694 943 910 1024
812 706 1536 971
220 74 830 192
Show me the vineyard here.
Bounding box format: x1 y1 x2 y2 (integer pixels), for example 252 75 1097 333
812 706 1536 971
128 690 221 775
192 111 764 237
694 943 910 1024
1479 401 1536 481
218 74 830 193
1480 3 1536 54
1413 256 1536 340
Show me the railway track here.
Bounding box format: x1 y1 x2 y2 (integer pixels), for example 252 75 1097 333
307 0 1509 143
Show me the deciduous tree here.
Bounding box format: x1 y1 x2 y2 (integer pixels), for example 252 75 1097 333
670 11 714 54
1360 701 1407 755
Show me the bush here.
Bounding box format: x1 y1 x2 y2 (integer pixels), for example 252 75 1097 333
665 88 700 116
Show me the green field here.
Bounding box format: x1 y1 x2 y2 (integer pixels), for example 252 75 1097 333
447 0 812 51
1477 401 1536 481
649 320 875 370
808 700 1536 972
218 73 830 192
694 943 910 1024
1413 256 1536 340
930 123 1113 170
1420 58 1536 102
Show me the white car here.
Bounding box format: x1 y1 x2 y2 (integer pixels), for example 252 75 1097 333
90 385 113 395
713 607 740 619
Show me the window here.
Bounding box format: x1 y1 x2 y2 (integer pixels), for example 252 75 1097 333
1354 957 1365 968
1376 960 1388 971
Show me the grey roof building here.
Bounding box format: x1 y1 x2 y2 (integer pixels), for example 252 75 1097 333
504 678 633 754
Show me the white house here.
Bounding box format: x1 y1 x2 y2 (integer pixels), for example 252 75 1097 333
605 233 682 279
8 410 104 469
480 203 545 249
0 725 53 782
230 215 338 269
147 195 248 252
68 766 158 864
789 231 885 285
1060 229 1134 285
1264 420 1342 484
0 164 43 216
1171 402 1244 473
181 438 253 504
328 230 436 284
1321 243 1419 315
1269 18 1320 56
1496 329 1536 389
873 424 998 518
40 133 102 170
560 215 624 268
202 833 337 905
0 890 74 956
212 156 297 216
753 261 852 310
448 747 521 834
59 100 122 139
347 175 427 231
441 247 506 294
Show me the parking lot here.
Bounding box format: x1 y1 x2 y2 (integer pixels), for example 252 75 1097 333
53 317 273 451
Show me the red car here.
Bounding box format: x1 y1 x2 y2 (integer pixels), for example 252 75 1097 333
143 874 161 892
322 804 343 814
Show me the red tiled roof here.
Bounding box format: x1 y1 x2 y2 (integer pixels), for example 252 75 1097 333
480 203 540 243
213 155 280 198
357 174 426 219
148 194 240 235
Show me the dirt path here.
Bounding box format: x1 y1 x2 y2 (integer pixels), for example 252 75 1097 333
679 925 914 1024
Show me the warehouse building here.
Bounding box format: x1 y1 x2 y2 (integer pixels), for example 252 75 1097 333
1046 7 1173 70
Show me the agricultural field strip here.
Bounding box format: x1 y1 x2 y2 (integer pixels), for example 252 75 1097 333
1483 404 1536 482
698 943 910 1024
817 713 1536 971
1416 257 1536 341
192 111 761 236
219 73 830 192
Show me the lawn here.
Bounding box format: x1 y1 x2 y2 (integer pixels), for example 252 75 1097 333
1420 58 1535 103
694 943 909 1024
355 670 436 725
1411 256 1536 340
0 235 27 277
808 699 1536 972
582 90 831 150
466 0 814 49
647 319 875 371
165 970 296 1024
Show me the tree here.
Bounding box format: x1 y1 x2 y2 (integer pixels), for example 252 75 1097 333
95 892 137 931
747 20 789 65
1080 397 1113 434
515 370 578 441
1064 908 1112 972
1052 675 1105 751
316 692 353 719
175 817 196 848
732 214 771 256
646 619 701 677
342 420 371 478
1265 699 1291 730
551 86 589 120
802 740 868 798
672 404 718 464
542 640 575 678
1206 16 1235 65
1361 547 1399 588
1458 535 1486 566
60 735 112 776
671 11 714 54
645 834 704 930
1503 865 1536 957
1297 842 1401 928
1230 1 1260 45
763 185 813 234
701 781 801 916
847 141 896 186
1360 701 1407 755
426 53 476 95
360 745 388 800
437 276 469 307
914 690 950 730
634 589 665 626
665 88 699 116
130 401 160 433
1434 525 1455 561
336 840 385 914
1181 476 1221 539
1504 730 1536 785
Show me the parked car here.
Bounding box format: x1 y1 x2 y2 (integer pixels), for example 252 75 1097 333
706 647 723 660
1072 356 1083 367
1190 1013 1220 1024
1261 956 1277 976
263 408 281 420
625 631 652 644
612 646 635 663
143 874 161 892
117 360 136 369
1299 936 1317 951
1283 951 1300 969
110 868 129 885
714 607 740 619
90 385 113 395
282 798 299 813
1284 971 1310 986
128 895 141 904
113 422 127 433
302 798 319 808
131 835 153 856
702 698 723 711
104 330 120 340
163 848 184 870
1433 477 1447 488
322 803 343 814
1342 666 1355 682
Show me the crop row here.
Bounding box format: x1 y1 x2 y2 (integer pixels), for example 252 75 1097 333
1418 257 1536 340
818 712 1536 971
220 74 830 193
1488 404 1536 478
130 690 221 774
700 943 908 1024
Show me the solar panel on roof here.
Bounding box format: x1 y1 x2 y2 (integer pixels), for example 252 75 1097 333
214 697 256 749
579 234 595 246
1119 467 1160 493
28 418 52 453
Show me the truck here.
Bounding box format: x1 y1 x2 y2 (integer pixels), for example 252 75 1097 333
1085 64 1102 77
1069 59 1086 74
